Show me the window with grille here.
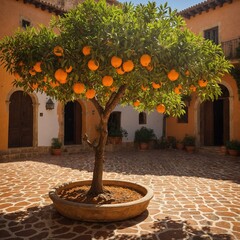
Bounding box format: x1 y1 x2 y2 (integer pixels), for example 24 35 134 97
204 26 219 44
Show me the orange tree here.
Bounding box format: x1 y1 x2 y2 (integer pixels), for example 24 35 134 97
0 0 231 196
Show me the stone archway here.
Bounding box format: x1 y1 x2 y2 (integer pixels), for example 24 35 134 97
200 84 230 146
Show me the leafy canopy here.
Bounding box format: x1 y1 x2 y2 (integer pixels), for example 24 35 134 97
0 0 231 116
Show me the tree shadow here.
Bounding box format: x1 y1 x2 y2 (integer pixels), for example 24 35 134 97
0 206 233 240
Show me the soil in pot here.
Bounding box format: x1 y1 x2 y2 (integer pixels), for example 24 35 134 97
58 185 144 204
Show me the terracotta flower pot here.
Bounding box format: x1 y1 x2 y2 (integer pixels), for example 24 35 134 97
185 145 195 153
49 180 153 222
228 149 239 156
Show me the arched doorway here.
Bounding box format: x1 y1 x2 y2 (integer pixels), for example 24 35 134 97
8 91 33 148
200 84 230 146
64 101 82 145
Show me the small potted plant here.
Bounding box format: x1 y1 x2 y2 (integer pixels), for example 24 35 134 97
108 128 128 145
182 135 196 153
176 139 184 150
134 127 156 150
226 140 240 156
51 138 62 155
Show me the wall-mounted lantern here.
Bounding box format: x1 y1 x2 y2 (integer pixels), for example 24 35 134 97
46 98 54 110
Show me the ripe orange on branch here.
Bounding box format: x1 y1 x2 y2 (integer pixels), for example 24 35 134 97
13 72 21 80
102 76 113 87
53 46 64 56
88 59 99 71
82 46 91 56
168 69 179 81
198 79 208 87
111 56 122 68
156 104 166 113
116 67 125 75
73 83 85 94
152 82 161 89
85 89 96 99
33 62 42 72
133 100 140 107
140 54 151 67
29 69 36 76
65 66 73 73
122 60 134 72
54 68 68 83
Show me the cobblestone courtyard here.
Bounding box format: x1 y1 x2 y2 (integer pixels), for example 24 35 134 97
0 149 240 240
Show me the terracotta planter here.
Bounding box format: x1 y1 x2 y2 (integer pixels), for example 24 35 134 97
49 180 153 222
228 149 239 156
139 142 149 150
176 142 184 150
185 145 195 153
51 148 61 155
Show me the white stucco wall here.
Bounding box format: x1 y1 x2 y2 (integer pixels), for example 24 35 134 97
37 93 59 146
113 105 164 142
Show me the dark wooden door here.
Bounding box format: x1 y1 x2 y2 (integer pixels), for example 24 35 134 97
200 85 230 146
64 101 82 145
8 91 33 148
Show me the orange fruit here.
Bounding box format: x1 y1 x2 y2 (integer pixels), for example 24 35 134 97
116 67 125 75
50 81 59 88
102 75 113 87
18 61 24 66
122 60 134 72
156 104 166 113
82 46 91 56
111 56 122 68
43 76 48 82
152 82 161 89
141 85 148 91
85 89 96 99
140 54 151 67
146 64 153 71
174 87 181 95
198 79 208 87
53 46 63 56
54 68 68 83
185 70 190 76
33 62 42 72
66 66 73 73
190 85 196 92
13 72 21 80
168 69 179 81
110 86 117 92
32 83 39 90
29 69 36 76
73 83 85 94
133 100 140 107
88 59 99 71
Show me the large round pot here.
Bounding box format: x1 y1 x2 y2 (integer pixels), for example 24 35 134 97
49 180 153 222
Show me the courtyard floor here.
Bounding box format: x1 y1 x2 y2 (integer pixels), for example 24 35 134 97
0 149 240 240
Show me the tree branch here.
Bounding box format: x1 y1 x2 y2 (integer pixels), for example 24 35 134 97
104 84 127 118
83 134 98 149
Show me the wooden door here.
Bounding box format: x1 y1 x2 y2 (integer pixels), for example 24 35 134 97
8 91 33 147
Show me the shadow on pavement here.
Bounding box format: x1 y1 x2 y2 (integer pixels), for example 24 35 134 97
0 205 232 240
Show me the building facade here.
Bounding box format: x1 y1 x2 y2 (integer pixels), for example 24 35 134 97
166 0 240 146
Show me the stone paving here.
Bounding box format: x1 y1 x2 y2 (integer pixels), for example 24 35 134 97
0 149 240 240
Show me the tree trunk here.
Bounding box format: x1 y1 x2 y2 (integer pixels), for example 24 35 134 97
88 115 108 196
87 84 127 197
